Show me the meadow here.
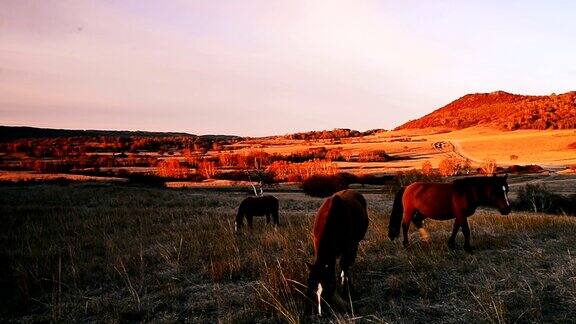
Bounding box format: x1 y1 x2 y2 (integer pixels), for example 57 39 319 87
2 182 576 323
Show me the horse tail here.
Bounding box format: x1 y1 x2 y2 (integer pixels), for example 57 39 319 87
235 201 245 232
388 187 406 240
270 196 280 225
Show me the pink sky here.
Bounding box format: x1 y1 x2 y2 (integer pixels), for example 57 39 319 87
1 1 575 136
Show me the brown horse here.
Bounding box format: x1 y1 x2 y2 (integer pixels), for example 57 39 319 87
307 189 369 315
388 175 511 252
235 195 279 231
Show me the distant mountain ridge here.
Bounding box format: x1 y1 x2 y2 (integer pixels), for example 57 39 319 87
0 126 240 142
397 91 576 130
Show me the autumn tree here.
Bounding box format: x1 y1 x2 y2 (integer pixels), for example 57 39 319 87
198 160 217 179
421 161 433 175
438 158 458 177
157 158 188 178
480 159 497 175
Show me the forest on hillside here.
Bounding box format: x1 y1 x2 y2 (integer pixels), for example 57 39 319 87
398 91 576 130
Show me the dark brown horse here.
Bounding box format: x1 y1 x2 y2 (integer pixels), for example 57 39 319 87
307 189 368 315
388 175 511 252
235 195 279 231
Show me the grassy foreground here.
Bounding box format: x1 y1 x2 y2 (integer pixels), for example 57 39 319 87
2 183 576 323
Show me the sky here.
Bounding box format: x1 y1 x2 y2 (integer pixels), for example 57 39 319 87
1 1 575 136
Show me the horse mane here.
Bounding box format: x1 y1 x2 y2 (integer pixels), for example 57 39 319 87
452 176 497 192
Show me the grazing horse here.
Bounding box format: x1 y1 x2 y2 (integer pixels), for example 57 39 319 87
307 189 369 315
388 175 511 252
235 195 279 231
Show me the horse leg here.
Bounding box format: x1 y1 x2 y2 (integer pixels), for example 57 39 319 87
402 209 414 248
339 244 359 298
272 210 280 227
412 211 430 243
247 215 254 231
462 218 473 253
448 220 461 250
235 213 244 232
266 213 271 225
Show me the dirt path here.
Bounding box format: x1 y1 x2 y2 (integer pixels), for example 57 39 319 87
432 140 482 163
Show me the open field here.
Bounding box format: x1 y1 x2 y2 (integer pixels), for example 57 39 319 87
3 127 575 188
2 182 576 322
0 171 127 183
232 127 576 173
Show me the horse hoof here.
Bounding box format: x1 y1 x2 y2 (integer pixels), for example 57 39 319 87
418 228 430 242
448 242 456 250
464 245 473 253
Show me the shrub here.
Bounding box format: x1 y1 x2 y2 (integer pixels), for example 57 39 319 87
438 158 458 176
395 169 442 187
282 148 327 163
267 159 337 182
197 160 217 179
357 150 389 162
300 174 349 197
421 161 433 176
354 173 394 185
505 165 544 174
480 159 497 175
157 159 190 178
515 184 576 215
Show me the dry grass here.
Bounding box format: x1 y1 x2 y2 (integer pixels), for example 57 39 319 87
2 183 576 322
228 127 576 173
0 171 127 183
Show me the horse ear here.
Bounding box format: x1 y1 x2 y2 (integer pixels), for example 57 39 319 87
504 173 508 180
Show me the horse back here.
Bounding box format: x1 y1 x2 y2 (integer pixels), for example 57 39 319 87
313 190 368 258
240 195 278 216
404 182 457 220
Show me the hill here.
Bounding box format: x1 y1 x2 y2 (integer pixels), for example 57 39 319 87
0 126 240 142
397 91 576 130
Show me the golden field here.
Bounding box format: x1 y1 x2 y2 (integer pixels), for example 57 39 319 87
231 127 576 174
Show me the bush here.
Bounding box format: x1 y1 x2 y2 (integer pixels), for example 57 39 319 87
515 184 576 215
505 165 544 174
480 159 497 175
267 159 337 182
300 174 349 197
354 173 394 185
438 158 471 176
395 169 442 187
438 158 458 176
157 159 190 178
422 161 433 175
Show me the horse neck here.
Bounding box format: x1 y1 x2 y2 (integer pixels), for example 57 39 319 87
314 252 336 270
469 183 492 206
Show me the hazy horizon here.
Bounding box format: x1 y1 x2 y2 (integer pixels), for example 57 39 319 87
2 1 575 136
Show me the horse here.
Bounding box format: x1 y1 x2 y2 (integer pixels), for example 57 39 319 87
235 195 279 231
307 189 369 315
388 174 511 252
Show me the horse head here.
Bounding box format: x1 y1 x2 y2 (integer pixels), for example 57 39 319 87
306 262 336 314
487 174 511 215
